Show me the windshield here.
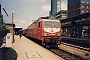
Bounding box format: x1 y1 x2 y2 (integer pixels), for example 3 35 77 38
52 22 59 28
44 21 60 28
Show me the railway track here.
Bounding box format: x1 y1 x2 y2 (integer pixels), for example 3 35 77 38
61 42 90 52
57 42 90 60
49 48 86 60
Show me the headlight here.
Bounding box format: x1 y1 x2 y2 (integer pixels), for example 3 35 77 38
57 34 60 36
44 33 47 36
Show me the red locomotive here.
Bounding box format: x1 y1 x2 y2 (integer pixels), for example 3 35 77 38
23 18 62 47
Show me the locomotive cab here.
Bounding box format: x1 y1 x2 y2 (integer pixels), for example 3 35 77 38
26 18 62 48
42 20 62 47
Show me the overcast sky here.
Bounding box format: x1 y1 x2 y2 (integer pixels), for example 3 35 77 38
0 0 67 29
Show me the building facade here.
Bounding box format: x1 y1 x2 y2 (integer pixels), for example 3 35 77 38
54 10 67 20
0 4 1 14
51 0 57 15
57 0 62 12
68 0 90 18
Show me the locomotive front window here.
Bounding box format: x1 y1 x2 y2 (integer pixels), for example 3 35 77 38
44 21 59 28
52 22 59 28
44 21 52 28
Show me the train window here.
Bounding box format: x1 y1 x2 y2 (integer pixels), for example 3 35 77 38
44 21 51 28
44 21 60 28
38 22 40 27
52 22 60 28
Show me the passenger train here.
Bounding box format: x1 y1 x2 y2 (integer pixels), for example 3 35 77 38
22 17 62 47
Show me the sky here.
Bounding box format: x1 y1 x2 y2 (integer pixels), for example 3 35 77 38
0 0 67 29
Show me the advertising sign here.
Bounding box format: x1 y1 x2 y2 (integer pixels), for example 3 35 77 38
6 33 12 47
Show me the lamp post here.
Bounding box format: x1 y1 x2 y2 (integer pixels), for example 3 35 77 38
12 13 14 43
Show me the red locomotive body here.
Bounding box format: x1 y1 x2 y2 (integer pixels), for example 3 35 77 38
27 18 62 46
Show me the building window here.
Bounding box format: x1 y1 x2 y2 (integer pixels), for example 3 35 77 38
81 0 90 4
86 1 89 4
87 10 89 12
82 9 84 13
87 6 89 9
81 0 84 3
82 5 84 9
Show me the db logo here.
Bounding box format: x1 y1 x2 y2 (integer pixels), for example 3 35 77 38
51 30 54 32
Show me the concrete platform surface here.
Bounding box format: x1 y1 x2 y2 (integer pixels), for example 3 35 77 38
12 35 64 60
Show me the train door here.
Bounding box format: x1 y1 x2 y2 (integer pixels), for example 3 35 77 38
37 21 42 40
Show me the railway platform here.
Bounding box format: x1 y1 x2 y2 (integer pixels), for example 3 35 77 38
12 35 64 60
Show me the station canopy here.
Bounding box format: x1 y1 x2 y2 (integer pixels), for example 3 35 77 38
61 12 90 23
